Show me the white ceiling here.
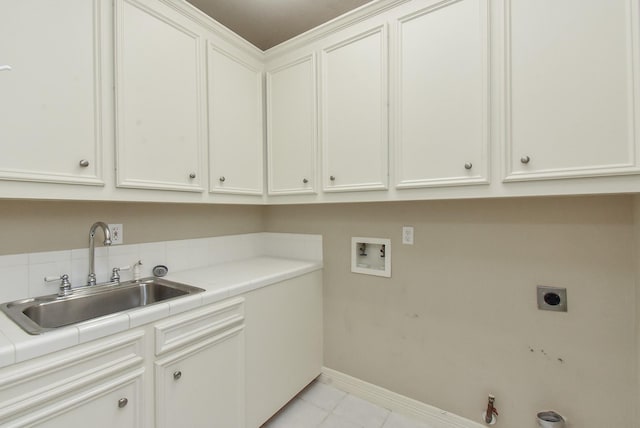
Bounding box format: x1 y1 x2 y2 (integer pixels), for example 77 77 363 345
185 0 375 51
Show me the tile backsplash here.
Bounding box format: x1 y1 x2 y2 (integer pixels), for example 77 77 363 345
0 233 322 303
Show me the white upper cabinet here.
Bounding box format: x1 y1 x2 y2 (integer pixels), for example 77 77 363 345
0 0 103 186
321 25 389 192
503 0 640 181
267 55 317 195
208 45 264 195
115 0 205 192
393 0 489 188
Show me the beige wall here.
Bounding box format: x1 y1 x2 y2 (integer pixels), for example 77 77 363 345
0 200 264 255
0 196 637 427
265 196 637 428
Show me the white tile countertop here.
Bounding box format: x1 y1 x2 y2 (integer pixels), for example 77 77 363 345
0 233 323 369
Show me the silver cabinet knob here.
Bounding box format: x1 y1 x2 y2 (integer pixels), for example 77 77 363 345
464 162 473 170
520 155 531 164
79 159 90 167
329 176 335 181
118 398 128 408
173 370 182 380
302 178 309 184
219 176 226 182
189 173 196 179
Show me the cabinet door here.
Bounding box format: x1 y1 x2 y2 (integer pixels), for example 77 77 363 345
115 0 205 192
321 25 388 192
8 371 143 428
155 326 245 428
208 45 264 195
267 54 317 195
503 0 640 181
394 0 489 188
0 0 103 186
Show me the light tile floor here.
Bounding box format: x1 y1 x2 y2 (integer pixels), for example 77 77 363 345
262 380 434 428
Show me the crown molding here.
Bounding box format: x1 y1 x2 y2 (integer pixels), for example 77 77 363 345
264 0 410 60
159 0 265 60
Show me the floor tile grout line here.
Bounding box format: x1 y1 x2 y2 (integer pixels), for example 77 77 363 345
380 408 392 428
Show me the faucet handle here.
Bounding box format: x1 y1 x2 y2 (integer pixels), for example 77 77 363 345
45 274 73 297
111 265 131 283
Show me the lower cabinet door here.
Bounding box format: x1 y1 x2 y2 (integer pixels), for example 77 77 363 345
155 326 245 428
9 370 143 428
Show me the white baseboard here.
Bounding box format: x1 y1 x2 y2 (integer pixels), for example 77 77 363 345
319 367 486 428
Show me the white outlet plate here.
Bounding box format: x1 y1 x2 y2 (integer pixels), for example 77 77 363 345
109 224 123 245
402 226 414 245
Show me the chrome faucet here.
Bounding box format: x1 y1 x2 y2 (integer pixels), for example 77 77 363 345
87 222 112 286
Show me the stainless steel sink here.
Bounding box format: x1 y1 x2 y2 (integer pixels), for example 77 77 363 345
0 278 204 335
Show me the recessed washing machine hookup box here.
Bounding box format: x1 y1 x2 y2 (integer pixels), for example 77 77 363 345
351 237 391 278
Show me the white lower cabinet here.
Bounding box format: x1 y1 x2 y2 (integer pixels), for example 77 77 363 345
155 330 244 427
154 298 246 428
27 373 143 428
245 271 323 427
0 272 322 428
0 331 146 427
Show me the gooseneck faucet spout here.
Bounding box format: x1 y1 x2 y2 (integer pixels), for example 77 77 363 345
88 222 112 286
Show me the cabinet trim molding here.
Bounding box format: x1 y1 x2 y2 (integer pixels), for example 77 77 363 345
157 0 264 59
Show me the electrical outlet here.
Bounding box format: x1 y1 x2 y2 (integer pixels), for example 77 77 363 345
402 226 414 245
537 286 567 312
109 224 123 245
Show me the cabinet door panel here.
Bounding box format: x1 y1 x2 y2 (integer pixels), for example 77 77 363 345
267 55 317 195
156 327 245 428
395 0 489 188
8 371 143 428
0 0 103 185
322 26 388 192
504 0 640 180
208 46 263 195
115 0 204 192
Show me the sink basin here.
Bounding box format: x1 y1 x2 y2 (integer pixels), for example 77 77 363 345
0 278 204 335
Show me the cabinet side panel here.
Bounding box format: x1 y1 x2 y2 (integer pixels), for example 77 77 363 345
245 271 323 427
